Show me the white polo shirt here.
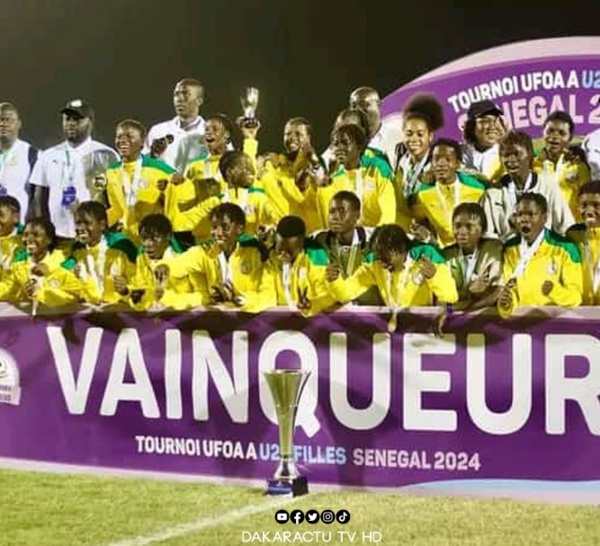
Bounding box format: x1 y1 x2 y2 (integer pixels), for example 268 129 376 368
0 139 38 217
29 138 118 238
462 143 500 179
583 128 600 179
144 115 206 171
368 118 403 168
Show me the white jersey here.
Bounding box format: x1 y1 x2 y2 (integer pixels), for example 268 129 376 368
0 139 38 217
368 118 403 168
144 116 206 172
462 143 500 179
29 138 118 238
582 128 600 179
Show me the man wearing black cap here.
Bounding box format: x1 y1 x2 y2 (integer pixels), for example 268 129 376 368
29 99 118 240
461 99 507 182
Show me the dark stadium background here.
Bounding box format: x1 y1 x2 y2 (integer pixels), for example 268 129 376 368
3 0 597 150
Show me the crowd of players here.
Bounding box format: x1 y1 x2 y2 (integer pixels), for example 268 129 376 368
1 77 600 327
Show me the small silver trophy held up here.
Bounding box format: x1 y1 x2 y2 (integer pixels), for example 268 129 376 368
84 149 120 205
240 87 260 128
264 369 311 496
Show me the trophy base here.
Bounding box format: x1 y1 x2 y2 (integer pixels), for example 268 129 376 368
266 477 308 497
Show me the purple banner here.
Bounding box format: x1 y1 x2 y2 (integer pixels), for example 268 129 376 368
381 37 600 140
1 306 600 488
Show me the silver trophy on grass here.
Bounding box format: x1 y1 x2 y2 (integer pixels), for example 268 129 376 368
264 369 311 496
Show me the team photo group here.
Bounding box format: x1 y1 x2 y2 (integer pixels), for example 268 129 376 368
1 78 600 323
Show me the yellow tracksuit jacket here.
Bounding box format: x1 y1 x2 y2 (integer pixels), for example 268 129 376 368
0 224 24 280
533 149 591 222
61 231 138 305
316 155 396 230
0 248 80 306
166 235 275 312
260 153 321 234
498 229 582 318
266 240 337 316
106 155 177 242
410 172 487 248
127 239 207 311
183 185 278 240
567 223 600 305
330 241 458 307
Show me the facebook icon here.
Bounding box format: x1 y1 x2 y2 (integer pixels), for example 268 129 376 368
290 510 305 524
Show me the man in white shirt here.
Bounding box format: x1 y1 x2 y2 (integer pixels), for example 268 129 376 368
144 78 206 172
582 127 600 179
29 99 118 240
349 86 402 168
0 102 39 221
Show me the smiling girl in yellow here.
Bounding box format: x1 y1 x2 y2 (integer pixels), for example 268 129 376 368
410 139 486 247
0 218 79 307
125 213 204 311
158 203 275 312
498 193 582 318
567 181 600 304
533 111 591 221
175 114 261 240
182 151 278 239
259 117 322 233
184 114 235 197
105 119 181 243
316 124 395 230
62 201 137 306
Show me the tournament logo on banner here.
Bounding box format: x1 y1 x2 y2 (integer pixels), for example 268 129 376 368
382 36 600 141
0 347 21 406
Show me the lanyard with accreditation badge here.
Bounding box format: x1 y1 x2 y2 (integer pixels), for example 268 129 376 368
121 156 144 208
61 149 78 207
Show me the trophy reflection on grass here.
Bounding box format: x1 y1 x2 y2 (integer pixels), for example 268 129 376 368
264 369 311 496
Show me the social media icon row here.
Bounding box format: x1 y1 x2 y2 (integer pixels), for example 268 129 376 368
275 509 350 525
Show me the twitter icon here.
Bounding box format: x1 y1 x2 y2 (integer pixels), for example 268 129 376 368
305 509 320 524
